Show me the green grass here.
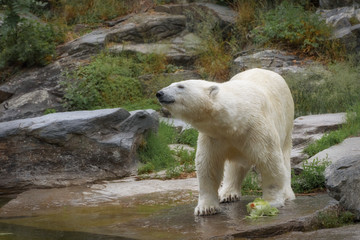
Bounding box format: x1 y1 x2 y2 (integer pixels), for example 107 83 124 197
62 51 180 111
252 1 343 59
291 157 331 193
304 103 360 157
176 129 199 148
241 171 262 196
137 122 198 177
316 210 355 229
137 122 177 174
285 62 360 117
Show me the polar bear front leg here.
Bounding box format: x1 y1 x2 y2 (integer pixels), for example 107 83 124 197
219 160 250 203
194 134 226 216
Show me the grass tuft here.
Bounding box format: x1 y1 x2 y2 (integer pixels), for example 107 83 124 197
291 157 331 193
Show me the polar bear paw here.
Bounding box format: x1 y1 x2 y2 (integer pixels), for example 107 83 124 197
194 203 220 216
219 189 241 203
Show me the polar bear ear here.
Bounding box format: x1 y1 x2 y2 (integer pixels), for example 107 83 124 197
209 85 219 98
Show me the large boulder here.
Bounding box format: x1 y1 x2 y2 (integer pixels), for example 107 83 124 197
0 108 158 194
325 154 360 220
232 50 311 75
318 6 360 52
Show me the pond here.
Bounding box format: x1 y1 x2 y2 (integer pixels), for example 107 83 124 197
0 179 334 240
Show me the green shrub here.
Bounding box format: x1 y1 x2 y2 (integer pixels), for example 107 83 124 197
0 20 59 69
62 52 177 111
177 129 198 148
252 1 341 58
291 157 330 193
137 122 177 173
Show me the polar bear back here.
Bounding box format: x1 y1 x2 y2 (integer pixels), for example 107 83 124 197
225 68 294 145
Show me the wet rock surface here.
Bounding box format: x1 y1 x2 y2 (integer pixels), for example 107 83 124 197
0 177 339 240
267 223 360 240
0 108 158 193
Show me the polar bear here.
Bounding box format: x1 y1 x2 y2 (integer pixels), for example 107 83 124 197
156 68 295 216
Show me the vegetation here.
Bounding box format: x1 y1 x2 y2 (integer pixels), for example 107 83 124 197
291 157 330 193
241 171 262 196
0 0 62 70
137 122 198 178
316 210 355 229
304 103 360 157
61 51 178 111
252 1 343 59
47 0 129 25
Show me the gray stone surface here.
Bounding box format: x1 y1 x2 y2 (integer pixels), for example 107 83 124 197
320 0 360 9
296 137 360 169
318 6 360 52
325 154 360 220
0 108 158 193
291 113 346 165
232 50 311 75
105 13 186 44
269 224 360 240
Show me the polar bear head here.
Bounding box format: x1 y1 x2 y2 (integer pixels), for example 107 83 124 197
156 80 220 122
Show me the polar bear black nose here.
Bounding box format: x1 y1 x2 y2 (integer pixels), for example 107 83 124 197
156 91 164 99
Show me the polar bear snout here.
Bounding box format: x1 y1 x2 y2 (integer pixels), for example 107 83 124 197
156 90 175 104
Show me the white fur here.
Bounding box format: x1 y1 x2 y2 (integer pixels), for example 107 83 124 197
159 68 295 216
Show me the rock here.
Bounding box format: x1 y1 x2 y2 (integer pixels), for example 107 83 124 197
0 61 67 122
318 6 360 52
294 137 360 172
109 32 201 66
325 154 360 220
105 13 186 44
232 50 311 75
0 108 158 193
57 28 109 58
320 0 360 9
291 113 346 165
270 224 360 240
154 2 237 29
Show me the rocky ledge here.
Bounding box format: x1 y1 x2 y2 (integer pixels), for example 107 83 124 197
0 108 158 194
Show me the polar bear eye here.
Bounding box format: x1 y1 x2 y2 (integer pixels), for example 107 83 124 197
177 84 185 89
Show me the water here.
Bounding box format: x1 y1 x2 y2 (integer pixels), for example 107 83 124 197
0 190 334 240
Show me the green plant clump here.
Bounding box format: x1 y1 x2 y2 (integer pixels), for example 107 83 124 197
316 210 355 229
291 157 331 193
62 52 177 111
241 171 262 196
177 129 199 148
0 0 61 69
252 1 341 58
137 122 177 174
137 123 198 177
